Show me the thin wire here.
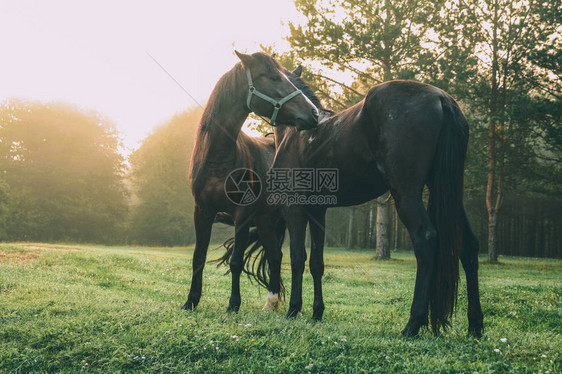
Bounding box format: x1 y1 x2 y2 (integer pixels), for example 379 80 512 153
145 51 205 110
145 51 238 143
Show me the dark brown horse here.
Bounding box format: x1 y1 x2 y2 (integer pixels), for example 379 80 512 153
181 52 318 313
267 67 483 337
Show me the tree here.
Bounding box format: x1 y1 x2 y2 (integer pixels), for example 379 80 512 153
376 196 391 260
0 178 9 240
128 108 202 246
0 100 128 243
347 207 356 248
288 0 443 103
431 0 561 262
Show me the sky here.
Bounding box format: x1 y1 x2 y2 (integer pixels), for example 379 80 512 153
0 0 304 154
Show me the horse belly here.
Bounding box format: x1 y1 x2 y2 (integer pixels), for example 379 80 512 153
334 165 388 206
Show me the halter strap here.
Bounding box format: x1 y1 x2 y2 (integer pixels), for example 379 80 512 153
245 69 303 126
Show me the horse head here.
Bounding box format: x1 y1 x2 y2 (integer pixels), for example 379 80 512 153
235 51 319 130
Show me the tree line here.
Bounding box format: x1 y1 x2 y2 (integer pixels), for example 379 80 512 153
274 0 561 261
0 0 559 258
0 101 128 243
0 101 233 247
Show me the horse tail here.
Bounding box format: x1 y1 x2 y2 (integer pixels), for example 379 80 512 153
213 221 286 298
211 229 260 272
243 228 269 289
212 212 258 269
427 95 469 334
244 219 286 298
212 236 235 268
267 219 286 298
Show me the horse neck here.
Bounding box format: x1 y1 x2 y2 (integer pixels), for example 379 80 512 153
195 66 249 164
272 125 302 171
199 108 247 159
273 106 334 148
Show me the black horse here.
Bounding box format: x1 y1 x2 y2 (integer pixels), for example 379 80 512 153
181 52 318 313
266 66 483 337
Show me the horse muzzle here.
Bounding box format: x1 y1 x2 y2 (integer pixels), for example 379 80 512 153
295 109 319 131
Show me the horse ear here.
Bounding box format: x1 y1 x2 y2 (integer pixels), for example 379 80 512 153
271 52 276 58
235 50 253 67
292 65 303 77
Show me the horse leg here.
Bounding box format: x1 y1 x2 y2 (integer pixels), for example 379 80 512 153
227 220 250 312
460 208 484 337
182 206 215 311
309 209 327 321
394 192 437 337
255 216 283 310
285 208 308 318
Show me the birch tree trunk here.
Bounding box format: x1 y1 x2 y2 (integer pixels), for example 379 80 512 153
376 193 391 260
347 207 356 249
486 0 503 264
369 203 376 248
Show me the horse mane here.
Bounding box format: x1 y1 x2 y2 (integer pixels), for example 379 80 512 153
191 62 246 186
199 63 245 133
285 70 333 114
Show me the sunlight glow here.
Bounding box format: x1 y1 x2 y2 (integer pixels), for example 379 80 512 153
0 0 304 153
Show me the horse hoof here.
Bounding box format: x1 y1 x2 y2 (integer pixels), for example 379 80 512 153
312 311 324 321
286 308 301 318
312 313 323 322
263 292 280 311
468 325 483 339
181 300 196 311
401 325 420 338
226 305 240 313
312 304 325 321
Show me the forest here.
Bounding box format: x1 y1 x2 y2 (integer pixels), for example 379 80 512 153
0 0 560 259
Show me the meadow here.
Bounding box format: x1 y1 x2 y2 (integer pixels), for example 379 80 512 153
1 243 560 373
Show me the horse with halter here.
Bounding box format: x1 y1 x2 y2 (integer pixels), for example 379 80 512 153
181 52 318 313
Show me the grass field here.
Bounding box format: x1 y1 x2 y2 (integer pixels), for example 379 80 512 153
1 243 560 373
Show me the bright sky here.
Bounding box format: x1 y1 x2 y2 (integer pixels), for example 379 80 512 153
0 0 304 154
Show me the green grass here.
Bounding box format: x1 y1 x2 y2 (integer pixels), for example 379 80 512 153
1 243 560 373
